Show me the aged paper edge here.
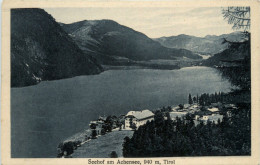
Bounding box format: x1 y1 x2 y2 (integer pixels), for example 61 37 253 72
1 0 260 165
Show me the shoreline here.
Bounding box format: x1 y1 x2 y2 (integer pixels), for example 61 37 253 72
58 92 239 158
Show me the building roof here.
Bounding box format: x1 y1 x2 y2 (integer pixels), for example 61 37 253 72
183 104 190 108
224 104 237 109
208 107 219 112
172 106 180 111
126 110 154 120
170 111 188 119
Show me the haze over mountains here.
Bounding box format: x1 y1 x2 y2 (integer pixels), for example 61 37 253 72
154 32 245 55
60 20 202 64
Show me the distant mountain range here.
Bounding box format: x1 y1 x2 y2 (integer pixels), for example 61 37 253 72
11 8 246 87
11 9 103 87
154 32 245 55
60 20 202 64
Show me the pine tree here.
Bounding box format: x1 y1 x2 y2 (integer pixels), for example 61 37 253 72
188 94 193 104
222 7 250 31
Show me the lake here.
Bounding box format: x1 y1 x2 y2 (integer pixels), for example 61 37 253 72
11 66 233 158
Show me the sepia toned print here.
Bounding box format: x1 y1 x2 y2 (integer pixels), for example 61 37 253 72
2 1 260 165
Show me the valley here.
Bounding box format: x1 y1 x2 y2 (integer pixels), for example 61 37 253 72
10 8 250 158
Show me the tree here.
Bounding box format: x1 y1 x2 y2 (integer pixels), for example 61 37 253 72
110 151 118 158
85 134 89 141
91 130 97 139
222 7 250 31
178 104 184 109
61 141 74 156
167 106 172 112
123 136 131 157
193 96 197 103
166 112 171 121
188 94 193 104
105 116 114 130
220 8 251 92
130 123 137 130
222 7 250 46
101 128 106 135
123 108 250 157
154 111 165 127
89 123 96 129
129 117 137 130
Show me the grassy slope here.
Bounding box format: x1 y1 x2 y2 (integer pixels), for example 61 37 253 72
72 131 133 158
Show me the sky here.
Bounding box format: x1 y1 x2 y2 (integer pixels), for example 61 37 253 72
45 7 235 38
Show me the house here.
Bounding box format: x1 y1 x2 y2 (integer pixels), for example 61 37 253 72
194 113 223 125
224 104 237 110
207 107 219 113
171 106 180 111
89 120 104 135
98 116 107 122
190 104 199 109
124 110 154 130
202 114 223 124
188 104 200 113
183 104 190 109
169 111 188 121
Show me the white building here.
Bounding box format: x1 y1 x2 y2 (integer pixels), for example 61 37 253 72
207 107 220 113
202 114 223 124
171 106 180 111
124 110 154 130
169 111 188 121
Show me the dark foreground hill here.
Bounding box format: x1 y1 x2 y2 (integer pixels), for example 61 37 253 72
60 20 201 64
204 39 250 91
11 9 103 87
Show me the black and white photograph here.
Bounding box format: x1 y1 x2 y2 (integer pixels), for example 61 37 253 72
2 1 260 164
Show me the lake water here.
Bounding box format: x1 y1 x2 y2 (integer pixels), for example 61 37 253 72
11 66 233 158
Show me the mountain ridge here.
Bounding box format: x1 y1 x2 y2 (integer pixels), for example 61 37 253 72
11 8 103 87
60 19 202 64
154 32 245 55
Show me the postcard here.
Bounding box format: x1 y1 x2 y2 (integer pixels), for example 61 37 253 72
1 0 260 165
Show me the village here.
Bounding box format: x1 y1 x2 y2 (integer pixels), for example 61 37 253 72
88 102 237 133
57 94 238 158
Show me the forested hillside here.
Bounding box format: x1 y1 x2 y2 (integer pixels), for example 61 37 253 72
123 104 250 157
61 20 202 64
11 9 103 87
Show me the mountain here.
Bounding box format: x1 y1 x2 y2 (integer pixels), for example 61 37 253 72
60 20 201 64
11 9 103 87
154 32 245 55
203 40 250 67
